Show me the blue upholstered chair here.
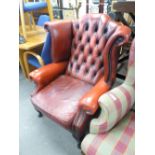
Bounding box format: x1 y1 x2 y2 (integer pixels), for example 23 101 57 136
23 2 47 12
23 1 50 26
23 32 52 77
19 0 53 41
37 15 50 27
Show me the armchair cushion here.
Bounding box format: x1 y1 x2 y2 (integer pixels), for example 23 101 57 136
31 75 92 129
81 111 135 155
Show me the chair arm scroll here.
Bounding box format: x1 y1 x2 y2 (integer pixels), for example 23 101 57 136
80 78 110 115
29 61 68 95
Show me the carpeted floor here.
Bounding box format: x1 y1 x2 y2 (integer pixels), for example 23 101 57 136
19 63 125 155
19 70 81 155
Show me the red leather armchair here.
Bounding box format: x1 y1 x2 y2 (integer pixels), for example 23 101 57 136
29 14 131 141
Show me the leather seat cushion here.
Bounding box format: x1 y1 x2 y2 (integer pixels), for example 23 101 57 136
31 75 92 129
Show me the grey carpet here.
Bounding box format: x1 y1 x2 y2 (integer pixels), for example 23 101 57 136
19 63 125 155
19 70 81 155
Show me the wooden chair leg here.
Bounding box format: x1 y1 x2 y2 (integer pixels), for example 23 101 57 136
19 0 27 40
19 50 28 78
77 141 81 149
81 151 85 155
30 12 36 30
46 0 54 20
37 111 43 117
23 53 31 79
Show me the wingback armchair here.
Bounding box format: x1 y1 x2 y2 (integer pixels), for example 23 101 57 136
29 14 131 141
81 39 135 155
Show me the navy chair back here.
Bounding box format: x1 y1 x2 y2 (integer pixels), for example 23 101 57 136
37 15 50 27
41 32 52 64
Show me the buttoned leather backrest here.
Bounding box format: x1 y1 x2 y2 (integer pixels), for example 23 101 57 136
67 14 130 85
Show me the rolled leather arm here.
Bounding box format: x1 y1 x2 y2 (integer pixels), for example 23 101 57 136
79 78 110 115
90 83 135 134
29 61 68 94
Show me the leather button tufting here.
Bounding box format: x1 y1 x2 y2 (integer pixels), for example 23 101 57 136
74 55 78 60
78 35 82 41
98 51 102 57
103 27 108 34
85 68 89 74
87 36 90 43
83 57 86 63
99 62 103 69
96 38 99 44
76 24 79 29
89 48 92 55
31 14 132 135
93 70 97 77
76 65 80 71
80 45 84 51
66 14 131 85
91 60 95 66
85 23 89 31
70 62 73 68
94 23 98 32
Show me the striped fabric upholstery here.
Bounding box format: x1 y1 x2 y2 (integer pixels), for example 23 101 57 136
81 112 135 155
90 83 134 134
90 39 135 134
81 40 135 155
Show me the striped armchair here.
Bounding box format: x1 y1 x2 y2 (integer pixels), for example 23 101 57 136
81 39 135 155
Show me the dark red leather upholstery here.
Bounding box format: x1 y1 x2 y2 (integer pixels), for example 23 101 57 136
44 20 73 62
31 75 92 129
29 61 68 95
67 14 130 85
29 14 131 140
